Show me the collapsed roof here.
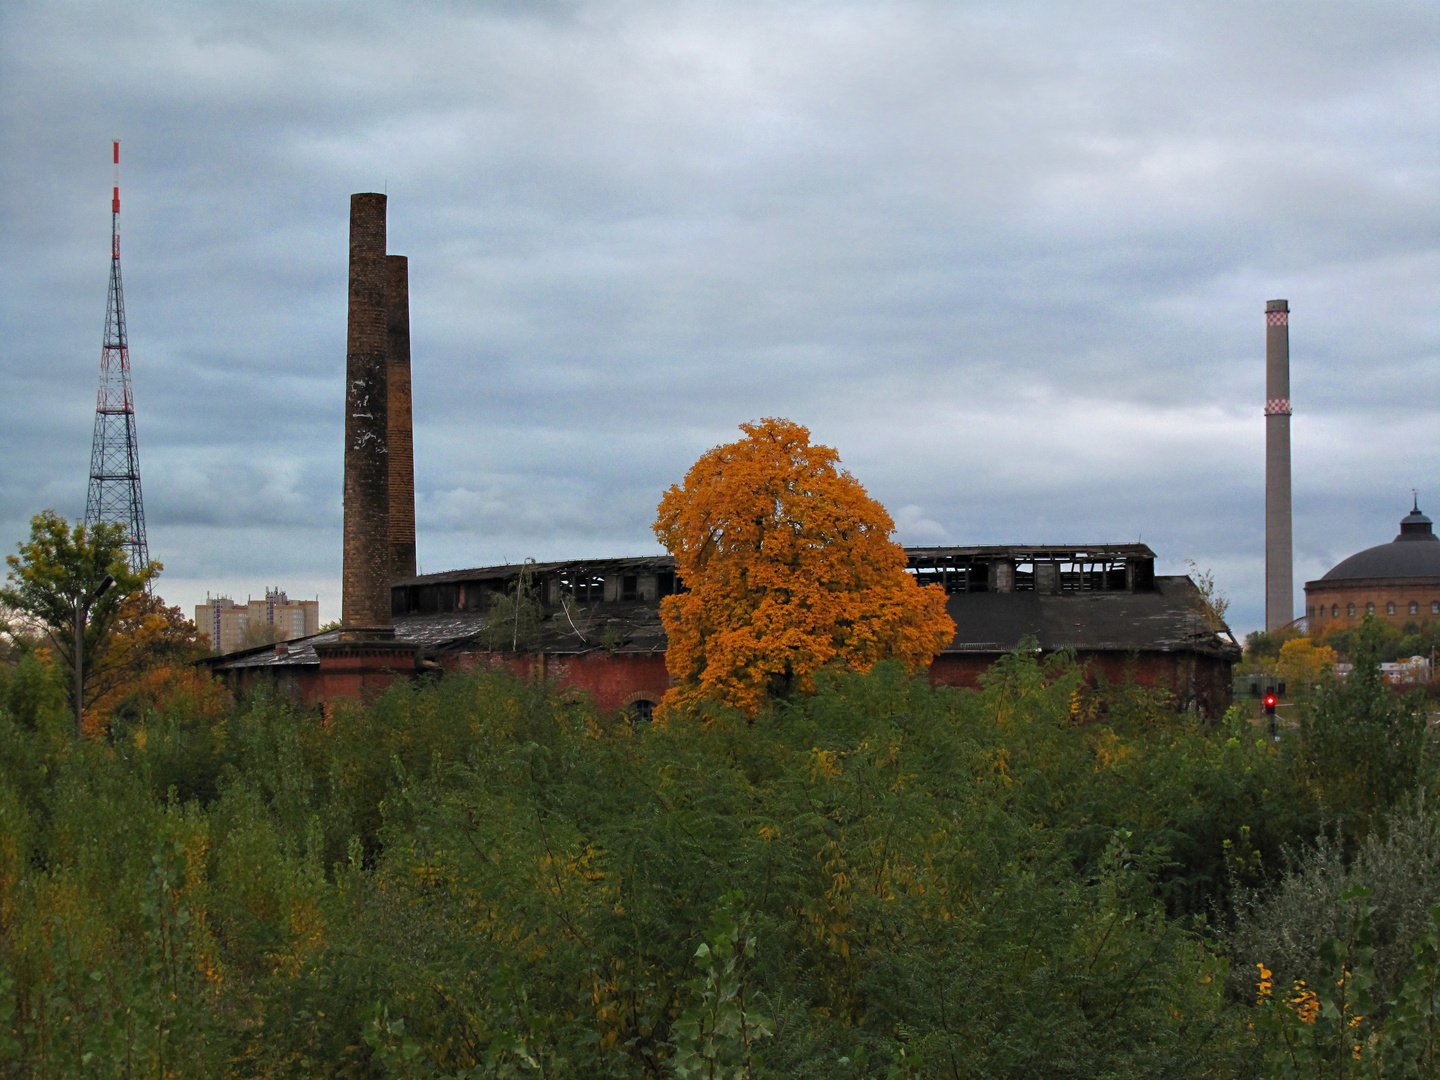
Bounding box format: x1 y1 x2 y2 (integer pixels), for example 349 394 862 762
207 545 1239 672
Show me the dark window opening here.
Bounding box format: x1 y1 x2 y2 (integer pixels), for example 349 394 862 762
557 572 605 603
657 571 689 596
621 575 639 602
1054 560 1129 592
1129 559 1155 591
626 699 656 723
907 553 1155 595
905 563 990 594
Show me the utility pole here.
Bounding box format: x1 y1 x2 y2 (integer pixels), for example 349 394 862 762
84 141 150 573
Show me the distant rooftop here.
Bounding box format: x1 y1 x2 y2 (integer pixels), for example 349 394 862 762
1315 503 1440 585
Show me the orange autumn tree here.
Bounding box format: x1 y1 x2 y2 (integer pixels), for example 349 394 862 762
85 589 217 736
653 418 954 717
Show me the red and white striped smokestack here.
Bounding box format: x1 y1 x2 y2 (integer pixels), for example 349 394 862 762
1265 299 1293 631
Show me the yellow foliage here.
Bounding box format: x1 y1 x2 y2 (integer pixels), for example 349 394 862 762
84 590 215 736
1257 963 1273 1004
810 747 844 782
1090 730 1133 771
1288 981 1320 1024
1277 637 1337 692
653 418 955 717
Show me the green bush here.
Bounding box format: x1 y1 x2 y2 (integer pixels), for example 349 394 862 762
1 645 1435 1077
1228 794 1440 1005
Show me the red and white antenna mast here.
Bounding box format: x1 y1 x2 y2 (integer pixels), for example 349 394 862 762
84 140 150 570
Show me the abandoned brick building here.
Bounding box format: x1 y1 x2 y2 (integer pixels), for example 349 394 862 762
207 543 1242 716
202 193 1242 715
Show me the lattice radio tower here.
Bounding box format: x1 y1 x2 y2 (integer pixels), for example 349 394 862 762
83 140 149 570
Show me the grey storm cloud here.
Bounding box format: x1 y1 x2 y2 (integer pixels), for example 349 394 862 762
2 0 1437 632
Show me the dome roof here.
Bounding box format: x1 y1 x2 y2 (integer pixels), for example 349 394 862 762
1320 500 1440 582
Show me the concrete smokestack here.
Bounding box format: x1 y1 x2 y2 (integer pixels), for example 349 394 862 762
386 254 417 581
1265 299 1293 632
341 193 392 637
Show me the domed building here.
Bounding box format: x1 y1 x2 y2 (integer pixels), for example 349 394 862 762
1306 501 1440 630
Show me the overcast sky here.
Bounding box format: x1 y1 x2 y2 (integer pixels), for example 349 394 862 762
2 1 1437 635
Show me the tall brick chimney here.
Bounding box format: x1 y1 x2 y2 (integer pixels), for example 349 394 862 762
387 254 417 581
318 195 419 698
340 193 392 637
1264 299 1293 632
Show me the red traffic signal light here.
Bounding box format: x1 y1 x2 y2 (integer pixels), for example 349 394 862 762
1263 694 1277 714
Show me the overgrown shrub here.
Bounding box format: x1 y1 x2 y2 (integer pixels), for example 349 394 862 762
1228 794 1440 1004
0 645 1434 1077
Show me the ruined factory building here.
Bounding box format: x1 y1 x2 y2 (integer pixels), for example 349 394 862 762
204 544 1241 716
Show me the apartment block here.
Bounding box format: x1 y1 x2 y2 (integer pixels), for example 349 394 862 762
196 589 320 654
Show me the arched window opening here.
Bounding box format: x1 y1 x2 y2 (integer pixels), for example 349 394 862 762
623 696 658 724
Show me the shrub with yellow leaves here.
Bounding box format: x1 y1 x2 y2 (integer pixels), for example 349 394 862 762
1277 637 1337 697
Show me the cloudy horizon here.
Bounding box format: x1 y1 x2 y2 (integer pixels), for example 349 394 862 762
2 1 1437 636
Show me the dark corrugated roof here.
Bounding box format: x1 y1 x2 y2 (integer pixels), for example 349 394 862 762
205 604 668 671
942 576 1238 658
393 555 674 587
420 601 669 657
205 630 335 670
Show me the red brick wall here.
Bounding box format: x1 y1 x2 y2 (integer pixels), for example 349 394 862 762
315 642 418 703
1306 580 1440 633
218 647 1232 718
930 650 1233 716
927 654 993 689
442 650 671 713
